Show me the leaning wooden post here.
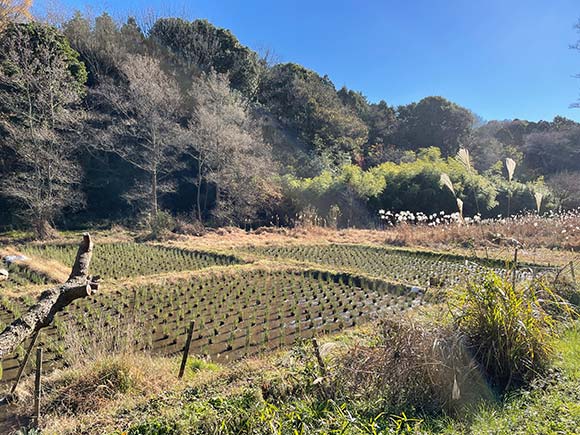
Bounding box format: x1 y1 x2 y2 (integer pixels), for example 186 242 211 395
312 338 327 377
311 337 329 400
33 347 42 428
178 321 195 379
9 330 40 396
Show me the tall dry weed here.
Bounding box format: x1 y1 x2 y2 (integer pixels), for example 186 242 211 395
335 316 491 414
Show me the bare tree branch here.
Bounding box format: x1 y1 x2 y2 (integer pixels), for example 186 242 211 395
0 234 100 361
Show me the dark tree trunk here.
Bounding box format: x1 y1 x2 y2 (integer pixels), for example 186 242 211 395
196 162 203 222
34 219 57 241
152 170 159 217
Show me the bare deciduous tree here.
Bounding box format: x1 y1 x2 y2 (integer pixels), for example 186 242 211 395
547 171 580 209
188 72 278 224
0 24 86 239
0 0 32 32
92 54 184 218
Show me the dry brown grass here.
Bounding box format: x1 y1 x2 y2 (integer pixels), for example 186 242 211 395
161 225 380 250
155 213 578 254
7 316 180 434
158 222 577 267
0 246 69 284
380 217 579 266
334 315 492 414
12 351 286 434
10 353 179 434
382 219 579 252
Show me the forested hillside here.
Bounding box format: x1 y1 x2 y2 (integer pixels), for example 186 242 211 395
1 11 579 238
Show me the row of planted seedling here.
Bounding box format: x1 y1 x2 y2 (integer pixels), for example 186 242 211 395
75 270 415 351
247 244 518 287
21 243 242 280
0 263 53 290
0 267 418 384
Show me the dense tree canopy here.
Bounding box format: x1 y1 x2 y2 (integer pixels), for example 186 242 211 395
150 18 260 97
394 96 475 157
62 12 143 85
0 12 578 236
259 63 369 167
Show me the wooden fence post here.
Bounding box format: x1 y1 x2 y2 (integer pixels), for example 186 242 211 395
312 338 327 377
8 331 39 397
512 247 518 290
178 321 195 379
570 261 577 288
34 347 42 428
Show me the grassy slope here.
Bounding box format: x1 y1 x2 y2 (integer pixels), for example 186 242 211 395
446 327 580 435
18 323 576 435
0 228 577 434
122 327 580 435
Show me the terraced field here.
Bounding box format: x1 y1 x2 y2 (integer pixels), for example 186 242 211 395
4 240 541 388
22 243 241 279
247 244 495 286
0 263 54 289
0 267 417 382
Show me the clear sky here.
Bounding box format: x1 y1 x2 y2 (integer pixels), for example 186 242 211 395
35 0 580 122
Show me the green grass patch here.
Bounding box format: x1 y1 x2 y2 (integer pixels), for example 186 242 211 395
189 357 220 373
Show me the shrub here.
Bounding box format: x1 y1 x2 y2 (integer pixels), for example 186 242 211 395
173 215 206 236
452 272 556 391
127 419 178 435
42 357 137 415
149 211 176 240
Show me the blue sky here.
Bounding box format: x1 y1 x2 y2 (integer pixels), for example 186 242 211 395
35 0 580 122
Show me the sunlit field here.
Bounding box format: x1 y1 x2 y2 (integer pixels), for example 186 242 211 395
1 1 580 433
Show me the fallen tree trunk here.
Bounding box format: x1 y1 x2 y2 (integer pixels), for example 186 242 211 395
0 234 100 361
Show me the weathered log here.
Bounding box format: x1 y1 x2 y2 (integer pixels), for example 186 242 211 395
0 234 100 361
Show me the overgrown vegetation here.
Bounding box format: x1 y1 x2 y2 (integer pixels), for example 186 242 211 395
452 273 559 392
7 271 576 435
1 9 579 237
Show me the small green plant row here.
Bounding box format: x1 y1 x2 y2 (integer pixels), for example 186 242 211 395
0 262 53 289
246 244 542 287
0 267 419 383
21 242 243 280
